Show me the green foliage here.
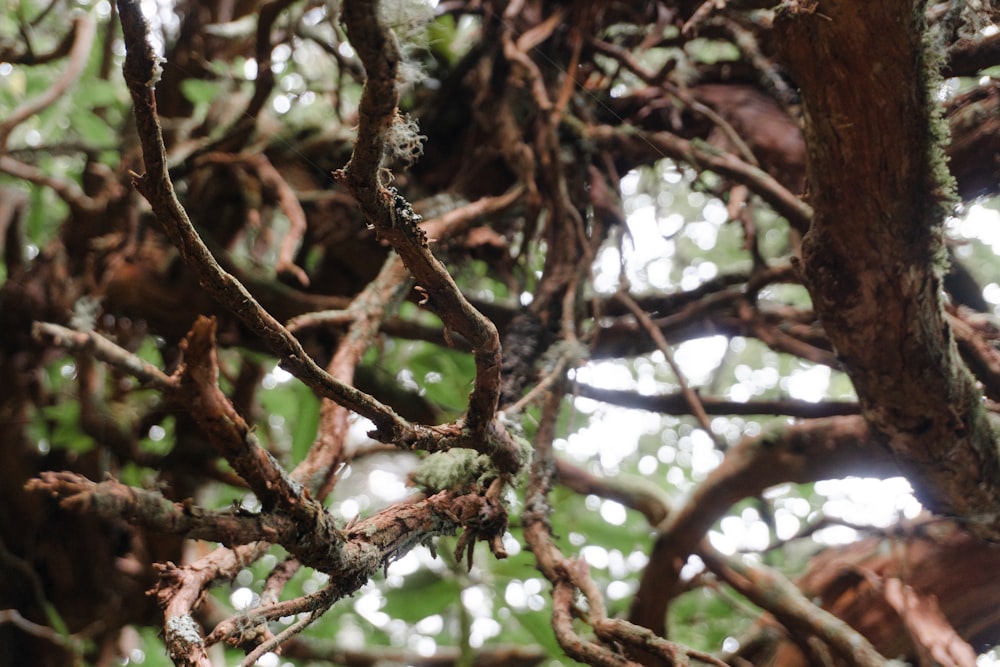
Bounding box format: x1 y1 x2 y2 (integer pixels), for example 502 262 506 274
508 606 567 658
259 376 322 462
427 13 459 64
426 13 478 66
136 627 175 667
26 179 67 242
381 568 463 622
37 402 95 452
669 586 752 653
377 332 478 416
179 78 223 106
686 39 741 64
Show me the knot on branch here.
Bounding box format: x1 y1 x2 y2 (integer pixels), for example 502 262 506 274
25 471 97 512
443 487 510 568
386 186 425 238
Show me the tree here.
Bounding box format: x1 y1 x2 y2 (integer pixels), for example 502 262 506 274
2 0 999 665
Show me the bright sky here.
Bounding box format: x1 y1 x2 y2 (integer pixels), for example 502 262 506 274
576 173 1000 560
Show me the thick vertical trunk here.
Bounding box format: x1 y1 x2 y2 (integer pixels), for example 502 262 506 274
776 0 1000 539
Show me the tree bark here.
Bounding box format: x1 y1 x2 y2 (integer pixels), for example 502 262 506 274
775 0 1000 540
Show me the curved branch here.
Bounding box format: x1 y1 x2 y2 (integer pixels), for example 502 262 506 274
626 416 898 634
698 541 892 667
338 0 514 469
115 0 456 459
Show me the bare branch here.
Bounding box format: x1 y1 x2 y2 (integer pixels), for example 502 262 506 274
574 383 860 419
338 0 519 471
32 321 179 390
587 124 812 234
114 0 449 456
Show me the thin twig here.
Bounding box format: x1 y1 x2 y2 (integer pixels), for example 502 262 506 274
196 152 311 286
589 37 759 167
239 610 323 667
573 383 860 419
32 321 179 390
0 155 98 212
522 379 637 667
588 125 812 234
0 609 83 653
683 0 727 36
208 585 337 647
616 290 724 449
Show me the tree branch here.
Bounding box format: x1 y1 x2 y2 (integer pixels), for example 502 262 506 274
574 383 860 419
775 0 1000 540
699 541 894 667
115 0 509 468
338 0 507 457
627 416 898 634
587 124 812 234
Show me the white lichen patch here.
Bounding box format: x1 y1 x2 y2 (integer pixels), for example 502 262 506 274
165 614 203 647
385 112 425 166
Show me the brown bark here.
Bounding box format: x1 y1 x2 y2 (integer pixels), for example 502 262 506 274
775 0 1000 539
732 520 999 667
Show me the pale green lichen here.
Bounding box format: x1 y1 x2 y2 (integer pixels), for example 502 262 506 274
540 339 590 373
379 0 434 46
916 2 959 276
379 0 433 90
411 448 496 493
509 430 534 471
70 296 102 331
412 419 532 494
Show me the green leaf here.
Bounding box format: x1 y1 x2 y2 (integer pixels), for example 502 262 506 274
381 570 462 623
138 626 175 667
41 402 95 453
27 182 66 241
69 108 115 145
510 608 563 658
180 78 222 105
427 14 458 64
258 376 321 462
670 587 751 651
74 79 123 108
290 383 321 463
